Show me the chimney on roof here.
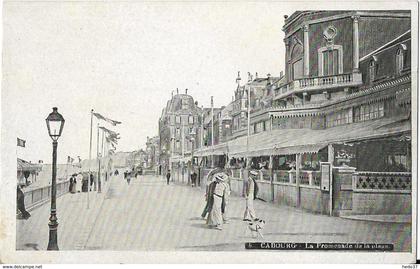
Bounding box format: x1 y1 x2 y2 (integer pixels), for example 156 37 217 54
284 15 289 19
255 72 258 79
176 88 179 94
267 73 272 85
171 91 174 98
247 72 253 82
185 88 188 95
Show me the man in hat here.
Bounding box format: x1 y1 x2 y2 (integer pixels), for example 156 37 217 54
243 170 259 221
207 172 229 230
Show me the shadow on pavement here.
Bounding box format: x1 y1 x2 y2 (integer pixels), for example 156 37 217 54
24 243 39 250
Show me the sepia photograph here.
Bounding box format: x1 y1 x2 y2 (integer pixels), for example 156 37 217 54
0 0 417 264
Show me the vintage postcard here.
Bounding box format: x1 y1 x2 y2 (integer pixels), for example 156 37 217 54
0 0 417 264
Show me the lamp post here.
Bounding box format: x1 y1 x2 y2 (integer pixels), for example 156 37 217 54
45 107 65 251
188 128 196 185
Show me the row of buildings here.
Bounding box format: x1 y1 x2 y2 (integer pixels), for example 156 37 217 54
148 10 412 217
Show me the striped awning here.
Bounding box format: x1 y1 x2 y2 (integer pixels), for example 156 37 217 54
194 143 228 157
227 116 410 158
17 158 42 172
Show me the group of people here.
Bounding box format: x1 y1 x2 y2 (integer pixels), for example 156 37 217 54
200 168 260 230
68 172 99 193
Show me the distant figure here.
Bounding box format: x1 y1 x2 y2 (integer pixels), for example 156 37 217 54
166 170 171 185
191 170 197 187
89 173 94 191
124 171 128 179
243 170 259 221
69 175 77 194
17 186 30 219
126 171 131 185
68 176 74 192
76 173 83 192
114 169 119 176
81 173 88 192
241 165 248 197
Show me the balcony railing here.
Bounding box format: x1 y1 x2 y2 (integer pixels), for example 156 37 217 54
275 72 363 100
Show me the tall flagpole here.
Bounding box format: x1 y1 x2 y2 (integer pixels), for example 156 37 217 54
211 96 214 167
101 129 105 182
96 123 101 193
88 109 93 209
247 73 252 168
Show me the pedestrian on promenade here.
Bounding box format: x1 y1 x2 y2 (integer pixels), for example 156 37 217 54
70 174 77 194
221 175 231 224
191 170 197 187
241 163 249 197
16 186 30 219
126 171 131 185
114 169 119 176
201 176 217 219
243 170 259 221
166 170 171 185
207 172 229 230
90 173 94 191
69 176 74 193
76 172 83 192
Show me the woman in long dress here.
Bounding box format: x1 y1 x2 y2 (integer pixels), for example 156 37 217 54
70 175 77 193
207 172 228 230
76 173 83 193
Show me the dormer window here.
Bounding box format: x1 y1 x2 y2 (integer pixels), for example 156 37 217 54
396 48 404 75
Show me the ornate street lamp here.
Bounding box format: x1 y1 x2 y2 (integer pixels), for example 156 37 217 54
188 128 196 185
45 107 65 250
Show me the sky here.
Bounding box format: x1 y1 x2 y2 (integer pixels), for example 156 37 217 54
4 1 296 164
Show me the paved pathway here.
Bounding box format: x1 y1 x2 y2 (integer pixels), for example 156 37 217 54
16 174 412 251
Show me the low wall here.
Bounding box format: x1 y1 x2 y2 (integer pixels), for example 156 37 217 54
256 180 272 202
229 178 243 197
273 182 298 207
300 185 328 214
23 180 70 211
352 171 412 215
352 191 411 215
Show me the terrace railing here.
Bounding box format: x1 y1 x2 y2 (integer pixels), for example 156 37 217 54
352 172 411 193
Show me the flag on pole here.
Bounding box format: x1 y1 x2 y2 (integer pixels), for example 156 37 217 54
67 156 75 163
99 126 119 137
93 112 121 126
17 138 26 147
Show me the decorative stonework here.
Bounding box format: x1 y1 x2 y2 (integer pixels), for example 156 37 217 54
323 25 337 44
353 172 411 192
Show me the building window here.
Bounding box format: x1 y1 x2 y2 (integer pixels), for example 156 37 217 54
318 45 343 76
175 116 181 124
369 60 376 83
289 43 303 80
322 49 339 76
188 115 194 124
176 128 180 137
326 108 352 128
181 99 189 110
176 141 181 150
396 49 404 75
353 102 384 123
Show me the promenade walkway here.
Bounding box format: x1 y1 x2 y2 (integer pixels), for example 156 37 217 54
16 174 412 251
